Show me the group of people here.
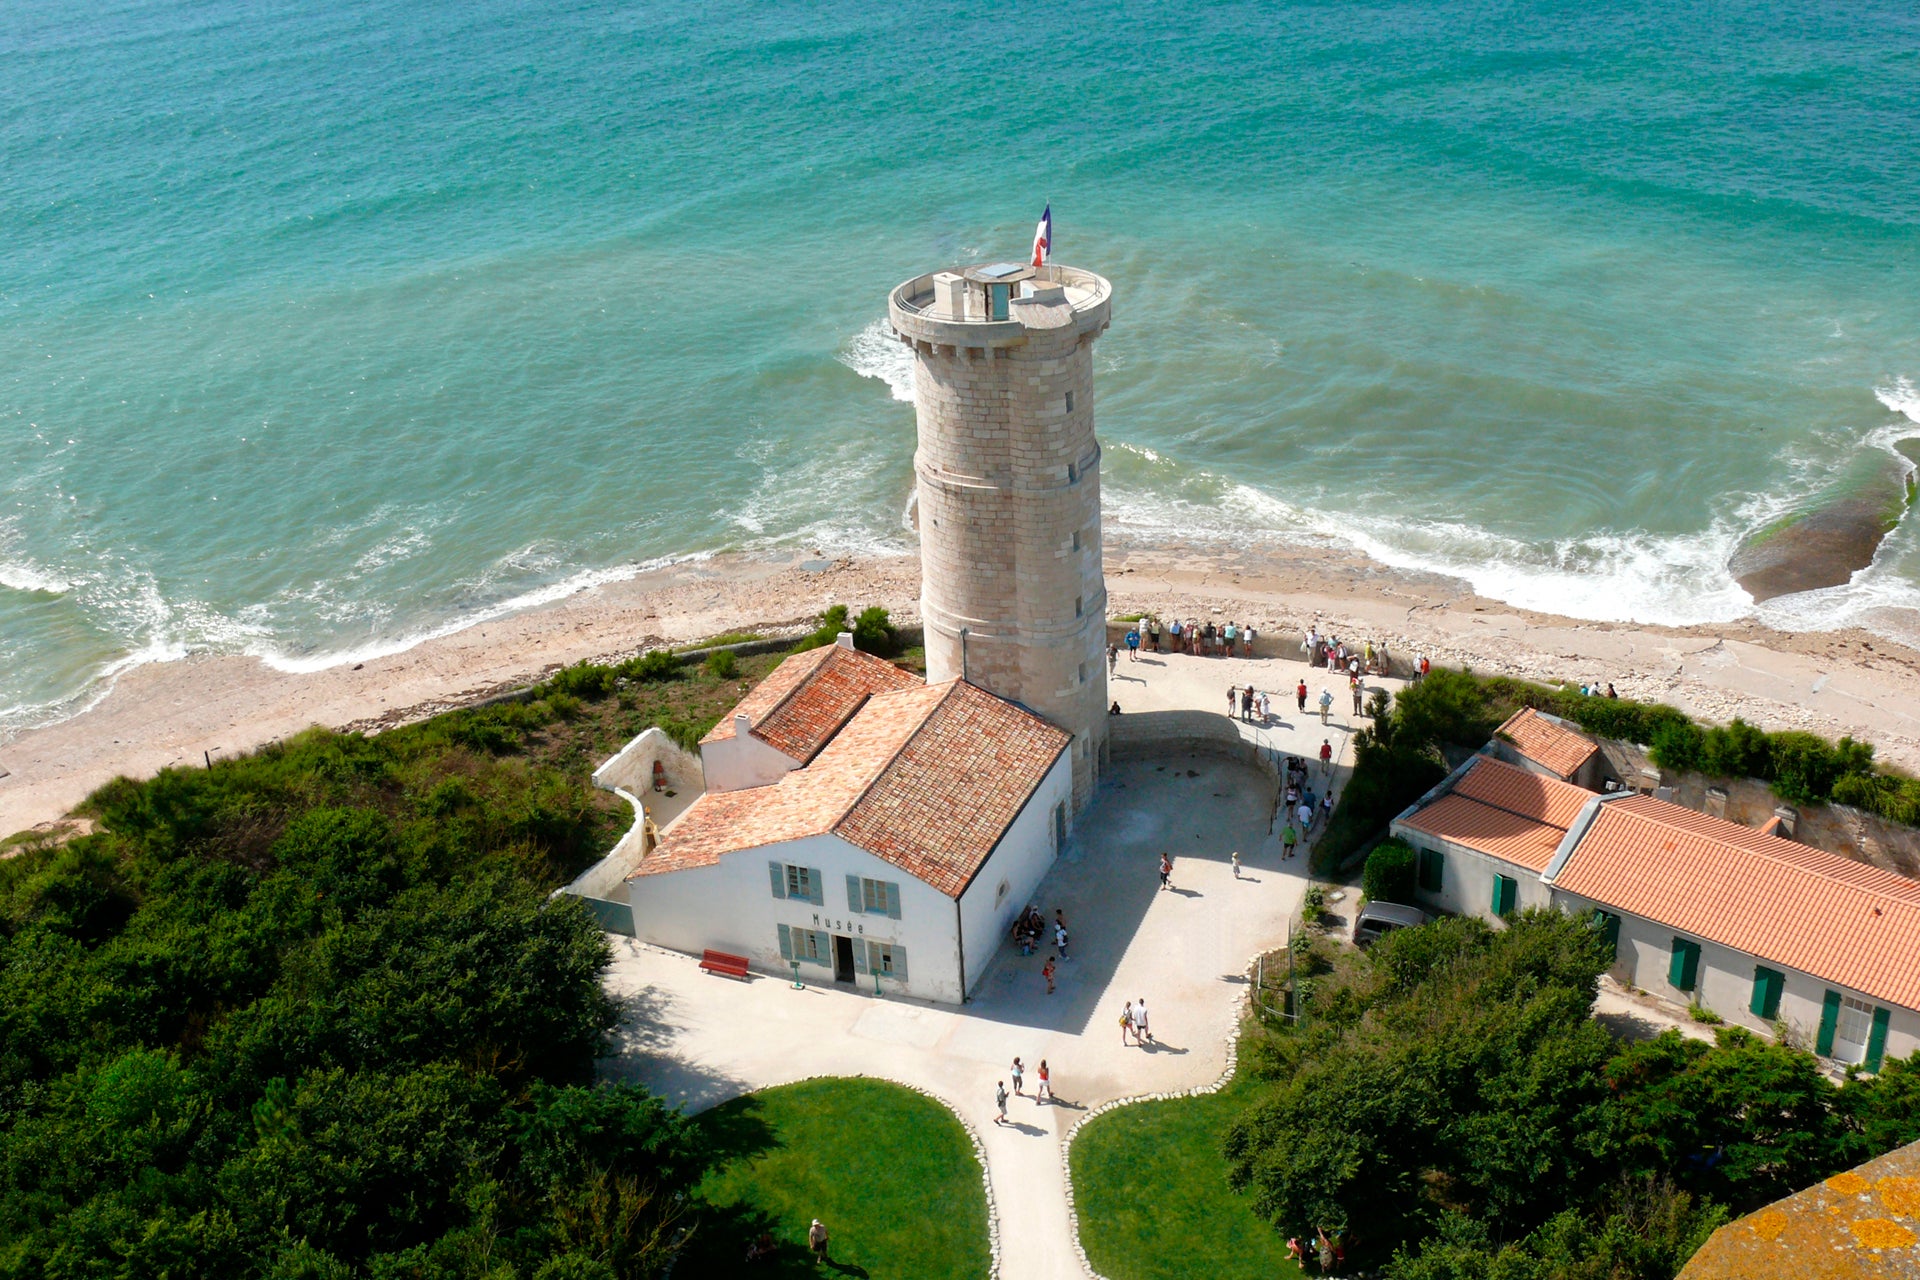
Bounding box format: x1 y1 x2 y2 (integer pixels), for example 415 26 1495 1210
1119 996 1153 1046
1303 625 1388 678
1128 614 1257 658
1012 905 1067 960
994 1055 1055 1124
1279 754 1331 860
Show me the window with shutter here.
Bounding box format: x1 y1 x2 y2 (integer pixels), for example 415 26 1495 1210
1491 875 1517 916
847 874 865 914
1417 848 1443 893
777 924 792 960
1590 910 1620 960
1749 967 1783 1020
1816 989 1842 1056
1668 938 1700 992
785 864 810 901
1865 1007 1891 1072
770 862 788 899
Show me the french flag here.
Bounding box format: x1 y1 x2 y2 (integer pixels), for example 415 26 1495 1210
1031 203 1052 267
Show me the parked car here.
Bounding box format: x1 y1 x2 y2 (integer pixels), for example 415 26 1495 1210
1354 901 1428 945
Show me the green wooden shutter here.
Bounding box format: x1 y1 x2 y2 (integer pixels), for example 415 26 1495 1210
769 862 787 899
885 881 902 920
1865 1007 1891 1072
807 869 824 906
1750 967 1783 1020
1418 848 1444 893
1590 910 1619 960
1492 875 1517 916
866 940 882 975
1668 939 1700 992
889 945 908 981
852 938 869 975
846 875 865 914
1816 989 1842 1056
777 924 792 960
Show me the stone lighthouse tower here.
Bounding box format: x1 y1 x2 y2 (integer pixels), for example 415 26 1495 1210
888 260 1114 810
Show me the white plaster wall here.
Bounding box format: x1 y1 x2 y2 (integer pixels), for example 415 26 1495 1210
1388 825 1553 922
594 726 705 799
1551 888 1920 1069
625 832 965 1003
956 751 1073 995
698 731 800 794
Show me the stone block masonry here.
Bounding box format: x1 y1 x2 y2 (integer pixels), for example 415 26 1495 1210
889 264 1115 811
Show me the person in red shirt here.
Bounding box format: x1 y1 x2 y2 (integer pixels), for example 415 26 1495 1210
1319 739 1334 774
1295 679 1308 712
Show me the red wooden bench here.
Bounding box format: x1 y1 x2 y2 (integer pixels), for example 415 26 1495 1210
698 949 752 980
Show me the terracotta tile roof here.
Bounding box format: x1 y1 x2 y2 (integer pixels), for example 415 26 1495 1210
1399 758 1593 872
836 681 1071 897
1553 793 1920 1010
699 643 916 763
1453 755 1597 829
640 679 1069 897
1495 707 1599 780
1677 1138 1920 1280
1400 794 1571 873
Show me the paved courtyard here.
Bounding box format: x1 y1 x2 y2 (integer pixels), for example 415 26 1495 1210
600 647 1402 1276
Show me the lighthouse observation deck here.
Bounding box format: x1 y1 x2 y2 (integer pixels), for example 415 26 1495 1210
889 262 1111 349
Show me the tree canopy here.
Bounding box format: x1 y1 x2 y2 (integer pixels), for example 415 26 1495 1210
0 718 698 1279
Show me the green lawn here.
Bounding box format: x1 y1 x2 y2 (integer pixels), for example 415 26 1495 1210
680 1078 990 1279
1069 1070 1306 1280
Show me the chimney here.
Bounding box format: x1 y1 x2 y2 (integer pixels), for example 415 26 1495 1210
1770 806 1798 839
734 713 752 739
836 632 855 650
1704 786 1728 819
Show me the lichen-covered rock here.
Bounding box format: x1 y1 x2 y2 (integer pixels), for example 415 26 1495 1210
1730 453 1914 602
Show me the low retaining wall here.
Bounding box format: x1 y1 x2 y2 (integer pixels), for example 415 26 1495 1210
1107 709 1285 785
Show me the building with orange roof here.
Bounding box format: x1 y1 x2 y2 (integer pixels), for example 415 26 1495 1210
1489 705 1606 789
616 633 1074 1003
1394 742 1920 1072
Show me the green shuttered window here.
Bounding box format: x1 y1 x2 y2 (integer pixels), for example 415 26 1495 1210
1668 938 1701 992
1816 989 1842 1056
1866 1007 1891 1073
846 876 903 919
1590 910 1620 960
1749 967 1784 1020
777 924 829 966
865 941 908 981
1417 847 1444 894
1491 874 1518 916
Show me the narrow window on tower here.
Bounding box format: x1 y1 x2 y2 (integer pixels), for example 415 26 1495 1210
1065 391 1075 412
1075 596 1083 617
1079 662 1087 685
1067 462 1078 484
1072 530 1081 552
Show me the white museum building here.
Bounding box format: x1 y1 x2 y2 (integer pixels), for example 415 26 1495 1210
619 637 1073 1003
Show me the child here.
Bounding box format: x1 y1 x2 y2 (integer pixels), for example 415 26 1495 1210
1042 956 1056 995
1231 850 1242 879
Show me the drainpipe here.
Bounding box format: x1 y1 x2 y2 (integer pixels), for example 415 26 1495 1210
959 626 970 683
955 894 968 1004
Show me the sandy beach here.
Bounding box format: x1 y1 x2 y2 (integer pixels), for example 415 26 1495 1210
5 536 1920 840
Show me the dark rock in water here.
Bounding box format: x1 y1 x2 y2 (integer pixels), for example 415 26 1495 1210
1729 453 1916 603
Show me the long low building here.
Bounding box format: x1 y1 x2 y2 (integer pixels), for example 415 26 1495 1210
1392 748 1920 1072
622 637 1074 1004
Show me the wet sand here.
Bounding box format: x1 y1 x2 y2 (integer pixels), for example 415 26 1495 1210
5 537 1919 839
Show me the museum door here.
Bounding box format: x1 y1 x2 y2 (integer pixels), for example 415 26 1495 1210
833 935 856 983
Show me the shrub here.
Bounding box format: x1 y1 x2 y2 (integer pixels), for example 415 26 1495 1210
1702 718 1770 780
792 605 851 652
545 663 616 701
1649 720 1706 773
618 650 681 683
1363 839 1418 905
852 605 899 657
704 649 737 679
1688 1003 1723 1025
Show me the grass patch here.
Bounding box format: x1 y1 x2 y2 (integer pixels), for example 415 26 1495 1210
678 630 764 652
1069 1065 1304 1280
682 1078 990 1279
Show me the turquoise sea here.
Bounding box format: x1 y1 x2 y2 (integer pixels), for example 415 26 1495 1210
5 0 1920 734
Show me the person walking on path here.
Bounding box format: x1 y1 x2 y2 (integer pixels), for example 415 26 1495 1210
1297 800 1313 833
1108 644 1119 676
1036 1060 1052 1104
1042 956 1056 995
1319 738 1334 775
1323 789 1335 825
994 1081 1009 1126
809 1219 830 1262
1232 849 1242 878
1244 625 1256 657
1282 823 1298 860
1148 615 1161 652
1135 996 1152 1044
1125 627 1140 660
1296 679 1308 713
1226 686 1237 717
1011 1057 1025 1095
1158 852 1173 891
1122 1000 1136 1046
1318 688 1333 724
1352 678 1364 716
1259 689 1271 721
1054 922 1069 960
